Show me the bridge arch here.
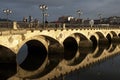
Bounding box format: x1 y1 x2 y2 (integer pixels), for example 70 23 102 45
63 33 91 66
106 31 118 52
36 35 64 78
90 32 108 58
16 36 48 78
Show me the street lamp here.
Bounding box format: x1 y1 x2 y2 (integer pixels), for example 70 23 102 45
76 10 83 19
98 13 102 19
3 9 12 27
39 4 48 28
44 13 49 22
98 13 102 24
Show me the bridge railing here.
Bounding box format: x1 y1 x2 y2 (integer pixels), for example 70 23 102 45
0 21 13 29
0 21 120 30
17 22 120 29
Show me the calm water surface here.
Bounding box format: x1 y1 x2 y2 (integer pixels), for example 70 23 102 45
58 53 120 80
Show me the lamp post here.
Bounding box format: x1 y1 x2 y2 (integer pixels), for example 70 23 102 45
39 4 48 28
44 13 49 22
3 9 12 27
76 10 83 24
98 13 102 24
76 10 83 19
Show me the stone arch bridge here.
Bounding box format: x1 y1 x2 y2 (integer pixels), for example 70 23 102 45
0 27 120 80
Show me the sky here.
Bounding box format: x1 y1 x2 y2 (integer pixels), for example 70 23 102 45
0 0 120 22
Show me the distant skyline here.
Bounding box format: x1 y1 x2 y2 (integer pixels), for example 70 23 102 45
0 0 120 22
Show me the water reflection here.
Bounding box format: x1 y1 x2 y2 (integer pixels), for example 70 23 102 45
0 46 16 80
62 55 120 80
56 43 120 80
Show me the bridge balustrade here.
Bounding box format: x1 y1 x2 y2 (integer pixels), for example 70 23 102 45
0 21 120 30
0 21 13 29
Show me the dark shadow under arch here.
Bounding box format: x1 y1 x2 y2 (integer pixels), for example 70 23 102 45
0 45 16 79
90 32 108 58
17 40 47 71
63 33 92 66
35 35 64 78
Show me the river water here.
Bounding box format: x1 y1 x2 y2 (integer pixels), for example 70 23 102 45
57 53 120 80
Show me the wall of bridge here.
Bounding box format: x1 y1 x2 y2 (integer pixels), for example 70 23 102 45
0 28 120 53
0 28 120 80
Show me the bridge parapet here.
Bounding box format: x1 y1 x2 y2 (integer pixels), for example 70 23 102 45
0 21 120 29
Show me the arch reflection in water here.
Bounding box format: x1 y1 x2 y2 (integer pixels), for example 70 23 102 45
63 34 93 65
78 40 93 63
63 37 78 61
0 46 16 79
36 35 64 78
90 36 106 58
106 33 118 52
17 37 63 79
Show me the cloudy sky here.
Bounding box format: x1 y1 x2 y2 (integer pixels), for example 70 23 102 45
0 0 120 22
